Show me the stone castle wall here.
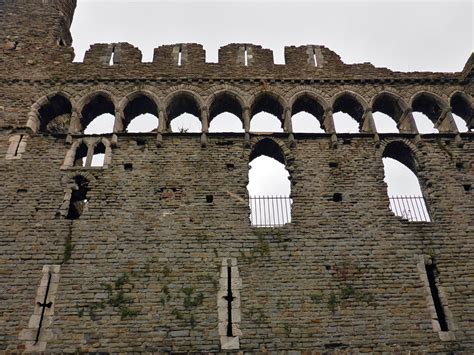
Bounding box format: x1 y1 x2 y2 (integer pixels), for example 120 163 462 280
0 0 473 352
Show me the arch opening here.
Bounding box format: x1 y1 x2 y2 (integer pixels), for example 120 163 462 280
248 139 291 227
74 143 88 167
167 93 202 133
250 94 284 133
382 141 430 222
209 93 244 133
91 142 106 167
412 93 442 133
372 94 402 133
81 94 115 134
450 93 472 132
38 94 72 133
124 95 159 133
291 95 325 133
333 94 364 133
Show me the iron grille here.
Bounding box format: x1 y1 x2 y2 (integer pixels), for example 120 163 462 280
389 195 431 222
249 195 292 227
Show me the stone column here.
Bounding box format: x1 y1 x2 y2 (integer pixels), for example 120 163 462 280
284 107 295 146
361 108 377 133
398 108 418 134
243 106 251 147
436 108 458 133
200 106 209 147
156 109 166 146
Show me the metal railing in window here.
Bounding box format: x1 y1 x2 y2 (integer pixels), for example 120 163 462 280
389 195 431 222
249 195 292 227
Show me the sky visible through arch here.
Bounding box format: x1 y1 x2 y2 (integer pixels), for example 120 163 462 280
71 0 472 197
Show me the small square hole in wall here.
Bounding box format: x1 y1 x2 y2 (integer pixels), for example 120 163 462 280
17 188 27 194
325 265 331 271
226 163 235 170
332 193 342 202
463 184 471 192
329 162 338 168
135 138 146 146
206 195 214 203
456 162 464 171
124 163 133 171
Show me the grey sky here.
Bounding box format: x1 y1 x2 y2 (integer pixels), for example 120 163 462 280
71 0 472 199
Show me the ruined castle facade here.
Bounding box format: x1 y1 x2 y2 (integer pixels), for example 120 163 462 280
1 0 473 352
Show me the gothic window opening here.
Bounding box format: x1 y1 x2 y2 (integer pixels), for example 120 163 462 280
332 94 364 133
450 93 472 132
382 141 431 222
66 176 90 220
38 94 72 133
81 94 115 135
248 138 291 227
412 93 442 134
372 93 402 133
250 93 284 133
209 92 244 133
291 94 325 133
91 142 106 167
167 93 202 133
73 143 88 167
124 94 159 133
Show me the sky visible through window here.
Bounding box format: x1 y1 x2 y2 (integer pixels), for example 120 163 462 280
71 0 472 197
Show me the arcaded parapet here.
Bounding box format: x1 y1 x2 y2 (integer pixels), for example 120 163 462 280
0 0 473 353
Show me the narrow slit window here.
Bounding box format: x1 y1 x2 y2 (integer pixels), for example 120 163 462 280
425 263 449 331
312 47 317 67
244 45 248 66
109 46 115 66
178 46 182 66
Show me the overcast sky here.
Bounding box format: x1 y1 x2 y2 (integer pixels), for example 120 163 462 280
71 0 472 214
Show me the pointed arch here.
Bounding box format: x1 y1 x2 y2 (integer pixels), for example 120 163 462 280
121 91 160 132
450 91 472 130
332 91 367 132
165 91 203 132
28 92 73 133
249 137 287 165
372 92 409 124
249 92 286 132
79 91 116 133
208 91 244 132
290 92 327 132
410 92 447 124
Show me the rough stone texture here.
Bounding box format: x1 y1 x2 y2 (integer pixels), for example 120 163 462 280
0 0 473 352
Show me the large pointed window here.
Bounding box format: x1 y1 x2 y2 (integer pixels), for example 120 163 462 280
81 93 115 135
291 94 325 133
250 94 284 133
372 93 403 133
248 139 291 227
167 93 202 133
412 93 442 134
382 141 431 222
332 94 364 133
208 92 244 133
37 94 72 133
124 94 159 133
450 93 472 132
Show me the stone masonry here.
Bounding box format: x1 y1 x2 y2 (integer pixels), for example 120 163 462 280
0 0 473 352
